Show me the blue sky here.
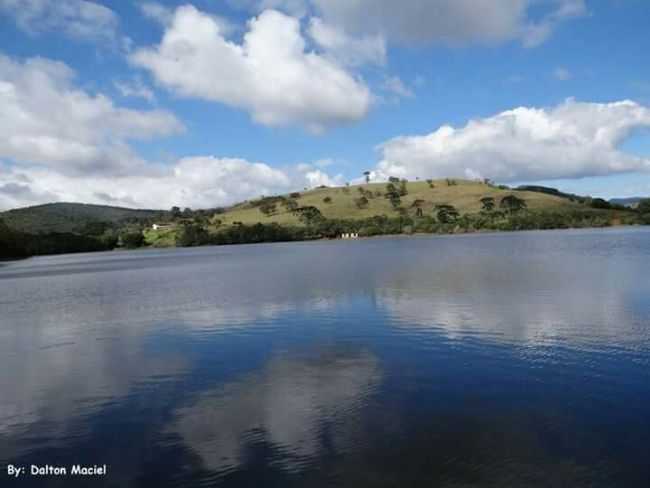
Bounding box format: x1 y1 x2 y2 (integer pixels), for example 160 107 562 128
0 0 649 210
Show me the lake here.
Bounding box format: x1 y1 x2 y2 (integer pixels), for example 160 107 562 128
1 228 649 487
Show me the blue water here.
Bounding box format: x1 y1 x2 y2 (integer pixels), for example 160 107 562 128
1 228 649 487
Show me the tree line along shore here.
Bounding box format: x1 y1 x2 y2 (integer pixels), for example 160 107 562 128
2 179 649 259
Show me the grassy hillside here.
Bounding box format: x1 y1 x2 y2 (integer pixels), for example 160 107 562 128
2 179 645 257
213 179 581 228
0 202 164 234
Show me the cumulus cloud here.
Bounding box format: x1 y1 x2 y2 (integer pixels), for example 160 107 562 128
308 17 385 66
130 6 372 132
0 51 345 211
375 99 650 182
0 54 182 177
0 157 343 210
139 1 236 34
0 0 120 44
139 1 174 26
251 0 586 47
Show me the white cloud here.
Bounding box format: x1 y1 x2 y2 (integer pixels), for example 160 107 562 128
375 99 650 182
521 0 587 47
305 0 585 47
0 157 344 210
114 78 156 102
553 66 572 81
0 54 183 177
310 0 521 44
257 0 309 17
139 1 174 25
139 1 236 34
0 0 120 44
308 17 386 66
234 0 586 48
231 0 310 18
382 76 415 99
0 51 345 211
130 6 372 132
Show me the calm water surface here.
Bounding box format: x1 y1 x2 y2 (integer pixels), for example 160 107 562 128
1 228 649 487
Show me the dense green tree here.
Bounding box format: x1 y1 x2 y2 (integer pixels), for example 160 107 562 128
80 221 112 236
0 219 27 258
435 204 460 223
293 206 323 225
177 224 209 247
500 195 527 213
638 199 650 224
120 231 145 249
385 183 401 209
590 198 612 210
480 197 496 212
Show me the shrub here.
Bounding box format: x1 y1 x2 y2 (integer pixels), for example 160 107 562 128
435 204 460 223
590 198 612 210
500 195 527 213
176 224 209 247
120 231 144 249
354 196 369 209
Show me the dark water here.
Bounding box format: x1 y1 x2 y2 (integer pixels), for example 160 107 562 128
1 228 649 487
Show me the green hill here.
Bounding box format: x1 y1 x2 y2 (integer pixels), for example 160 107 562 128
2 179 644 257
0 202 164 234
213 179 582 227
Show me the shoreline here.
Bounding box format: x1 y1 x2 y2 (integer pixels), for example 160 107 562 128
3 223 647 262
